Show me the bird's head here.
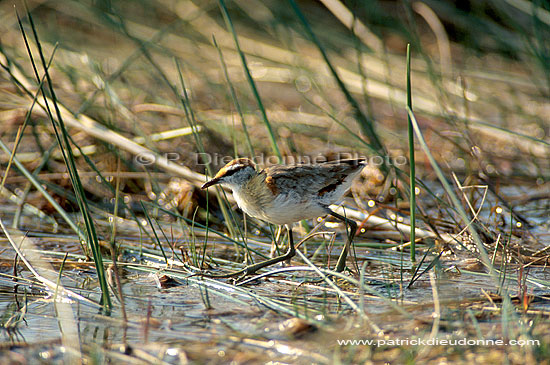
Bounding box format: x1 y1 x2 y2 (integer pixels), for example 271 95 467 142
201 158 257 191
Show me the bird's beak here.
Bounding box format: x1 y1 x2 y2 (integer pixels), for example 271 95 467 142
201 177 220 189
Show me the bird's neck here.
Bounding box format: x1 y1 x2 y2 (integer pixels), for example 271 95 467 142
231 171 268 203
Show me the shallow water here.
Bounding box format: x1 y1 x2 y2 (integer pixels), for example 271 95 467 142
0 191 549 363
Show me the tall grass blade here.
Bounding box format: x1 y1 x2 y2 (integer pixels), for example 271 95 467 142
407 44 417 262
218 0 282 162
213 35 255 158
18 9 111 311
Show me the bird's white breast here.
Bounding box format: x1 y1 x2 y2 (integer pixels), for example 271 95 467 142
233 189 329 226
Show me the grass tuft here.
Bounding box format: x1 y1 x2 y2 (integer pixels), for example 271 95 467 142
16 9 111 312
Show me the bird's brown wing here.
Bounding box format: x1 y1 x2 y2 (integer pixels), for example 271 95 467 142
263 159 364 197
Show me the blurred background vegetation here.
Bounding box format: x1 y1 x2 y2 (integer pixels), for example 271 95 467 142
1 0 548 221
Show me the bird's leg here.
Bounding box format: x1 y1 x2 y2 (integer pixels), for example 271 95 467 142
284 225 295 266
270 225 283 258
236 224 296 276
327 209 358 272
198 225 296 279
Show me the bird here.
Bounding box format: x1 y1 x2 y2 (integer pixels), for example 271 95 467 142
201 157 365 273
